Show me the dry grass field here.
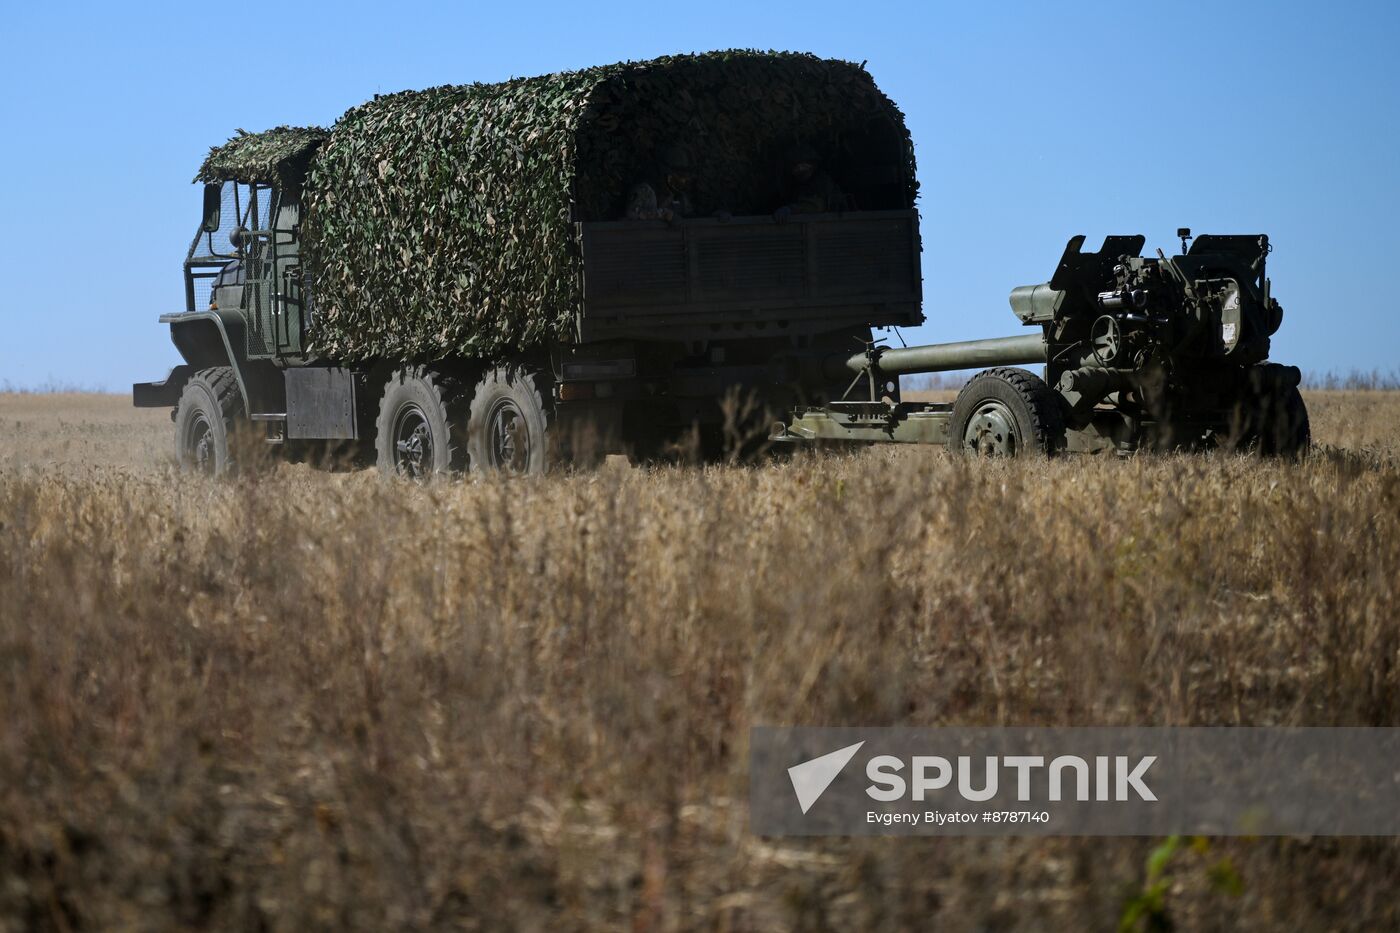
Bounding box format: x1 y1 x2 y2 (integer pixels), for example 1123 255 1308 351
2 390 1398 931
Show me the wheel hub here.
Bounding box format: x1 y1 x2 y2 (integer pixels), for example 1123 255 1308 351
963 401 1019 456
186 413 215 474
393 404 434 478
488 399 528 474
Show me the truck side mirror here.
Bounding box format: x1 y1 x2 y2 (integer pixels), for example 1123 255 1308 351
201 183 222 233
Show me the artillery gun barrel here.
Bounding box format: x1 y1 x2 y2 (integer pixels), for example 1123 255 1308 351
846 334 1046 376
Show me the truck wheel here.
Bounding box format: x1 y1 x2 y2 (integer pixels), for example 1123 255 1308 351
947 367 1065 457
174 367 243 475
467 366 554 475
375 366 468 478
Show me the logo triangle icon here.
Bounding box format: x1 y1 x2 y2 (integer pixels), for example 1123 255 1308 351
788 741 865 814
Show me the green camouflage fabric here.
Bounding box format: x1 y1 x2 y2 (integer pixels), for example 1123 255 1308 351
295 50 916 361
196 126 329 187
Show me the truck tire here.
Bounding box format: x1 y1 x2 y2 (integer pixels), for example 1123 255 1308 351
375 366 468 478
947 367 1065 457
467 366 554 475
174 367 244 475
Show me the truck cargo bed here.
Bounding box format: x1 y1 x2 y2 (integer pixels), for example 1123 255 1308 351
577 210 922 342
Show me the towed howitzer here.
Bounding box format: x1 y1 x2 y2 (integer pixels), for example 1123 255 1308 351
778 230 1310 456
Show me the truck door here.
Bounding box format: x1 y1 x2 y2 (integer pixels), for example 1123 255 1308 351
241 183 277 357
242 185 306 358
270 194 306 357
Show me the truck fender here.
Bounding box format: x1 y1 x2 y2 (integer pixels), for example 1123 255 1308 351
138 310 253 410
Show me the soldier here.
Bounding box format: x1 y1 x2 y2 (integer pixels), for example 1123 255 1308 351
208 228 247 308
774 144 845 221
625 145 695 222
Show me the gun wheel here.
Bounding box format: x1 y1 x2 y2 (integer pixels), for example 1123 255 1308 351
1230 383 1311 457
947 367 1065 457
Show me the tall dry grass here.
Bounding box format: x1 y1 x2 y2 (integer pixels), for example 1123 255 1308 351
1 393 1399 930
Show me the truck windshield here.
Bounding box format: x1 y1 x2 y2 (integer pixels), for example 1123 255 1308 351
186 181 275 312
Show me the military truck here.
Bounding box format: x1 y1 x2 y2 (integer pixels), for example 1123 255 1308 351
132 52 922 475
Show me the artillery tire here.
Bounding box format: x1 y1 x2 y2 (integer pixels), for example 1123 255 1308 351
1239 384 1311 457
174 367 244 475
947 367 1064 457
467 366 554 475
375 366 469 479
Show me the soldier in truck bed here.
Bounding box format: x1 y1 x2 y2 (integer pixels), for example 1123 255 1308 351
773 144 845 221
625 145 696 222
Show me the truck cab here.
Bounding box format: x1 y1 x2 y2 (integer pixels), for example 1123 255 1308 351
134 130 334 458
187 178 309 360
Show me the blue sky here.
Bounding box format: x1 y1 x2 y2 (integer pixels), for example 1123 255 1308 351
1 0 1396 390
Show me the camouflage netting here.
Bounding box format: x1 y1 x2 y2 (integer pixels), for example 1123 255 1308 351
299 51 917 360
196 126 330 187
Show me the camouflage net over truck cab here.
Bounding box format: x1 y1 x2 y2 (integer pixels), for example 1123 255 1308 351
298 51 917 361
196 126 329 188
